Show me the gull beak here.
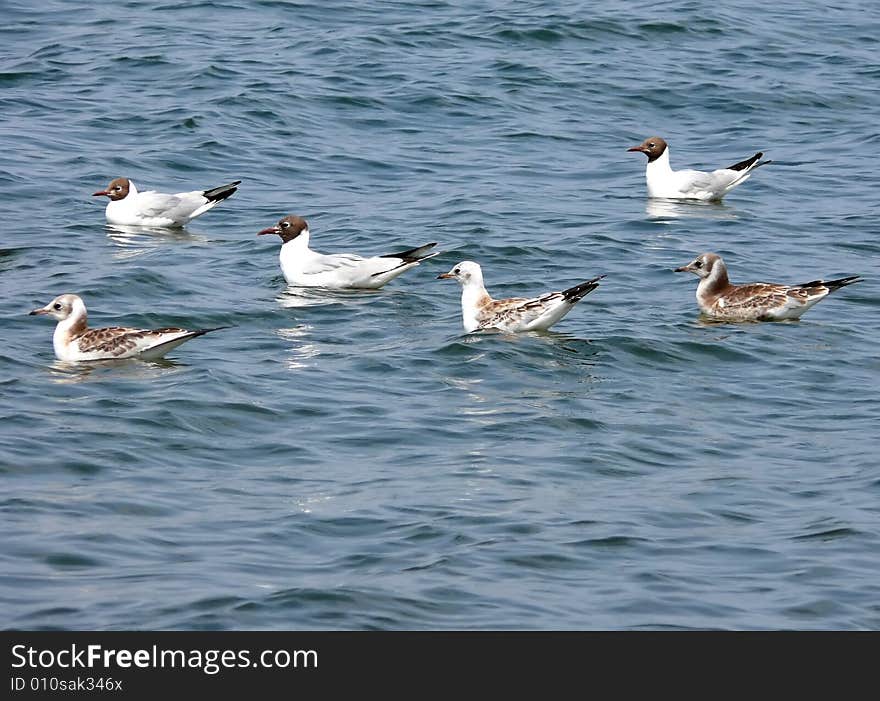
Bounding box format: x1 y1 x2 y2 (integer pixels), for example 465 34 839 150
674 264 691 273
257 226 280 236
92 190 109 197
627 145 647 153
437 272 455 280
29 306 49 315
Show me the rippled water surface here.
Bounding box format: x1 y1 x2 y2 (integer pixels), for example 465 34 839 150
2 1 879 630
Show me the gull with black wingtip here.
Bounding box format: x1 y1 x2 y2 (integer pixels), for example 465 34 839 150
628 136 770 201
30 294 226 361
674 253 862 321
93 177 240 227
258 215 439 289
438 261 604 333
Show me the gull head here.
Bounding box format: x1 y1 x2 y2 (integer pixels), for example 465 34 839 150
675 252 723 280
627 136 668 162
437 260 482 286
258 215 309 243
30 294 87 322
93 177 130 201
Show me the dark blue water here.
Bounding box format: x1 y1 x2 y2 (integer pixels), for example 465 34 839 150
1 1 879 629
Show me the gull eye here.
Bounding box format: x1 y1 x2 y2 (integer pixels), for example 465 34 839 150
694 260 703 269
113 185 121 191
453 268 460 274
53 303 62 310
648 142 655 148
281 221 290 228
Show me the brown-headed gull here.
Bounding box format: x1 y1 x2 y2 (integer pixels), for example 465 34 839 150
93 177 240 227
258 215 439 289
438 261 604 333
30 294 225 361
674 253 861 321
628 136 770 201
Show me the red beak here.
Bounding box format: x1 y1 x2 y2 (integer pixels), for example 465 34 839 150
257 226 279 236
627 146 646 153
92 190 109 197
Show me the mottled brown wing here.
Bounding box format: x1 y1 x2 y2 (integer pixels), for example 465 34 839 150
477 293 563 329
785 282 827 301
717 283 792 314
76 326 187 357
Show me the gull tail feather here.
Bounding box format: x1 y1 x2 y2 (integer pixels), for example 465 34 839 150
137 326 230 361
372 243 440 278
726 152 770 172
381 242 439 263
795 275 863 292
202 181 241 202
562 275 605 303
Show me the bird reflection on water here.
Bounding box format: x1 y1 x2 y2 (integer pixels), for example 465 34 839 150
645 198 738 221
105 224 206 260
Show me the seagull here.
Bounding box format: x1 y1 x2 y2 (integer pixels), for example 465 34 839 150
674 253 862 321
93 177 240 227
437 261 604 333
257 215 439 289
30 294 226 361
628 136 770 201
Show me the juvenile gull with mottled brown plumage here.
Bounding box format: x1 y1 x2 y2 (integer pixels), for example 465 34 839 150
438 261 604 333
29 294 225 361
674 253 862 321
93 177 240 227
